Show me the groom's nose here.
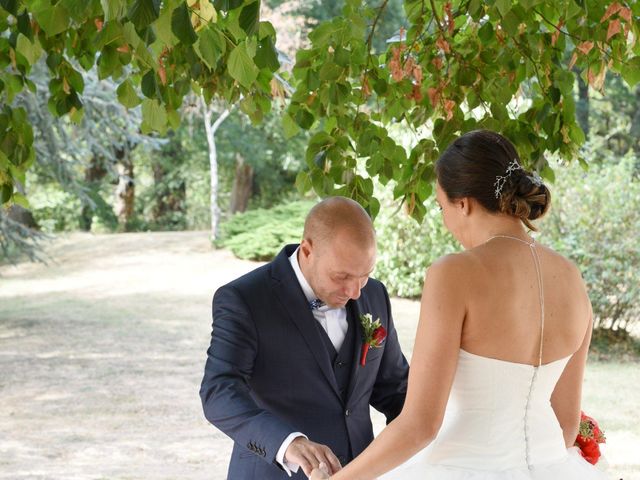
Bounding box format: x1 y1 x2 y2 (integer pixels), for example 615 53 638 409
345 278 362 300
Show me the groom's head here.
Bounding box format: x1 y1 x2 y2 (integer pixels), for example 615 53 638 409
298 197 376 308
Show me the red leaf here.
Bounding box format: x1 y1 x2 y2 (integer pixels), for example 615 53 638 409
601 2 622 22
362 75 371 98
576 41 594 55
158 64 167 86
568 52 578 70
427 87 440 108
551 20 564 46
619 6 632 23
445 1 455 36
607 18 622 41
435 36 451 54
444 99 456 121
413 65 423 84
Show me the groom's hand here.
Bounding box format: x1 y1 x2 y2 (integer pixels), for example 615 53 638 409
285 437 341 477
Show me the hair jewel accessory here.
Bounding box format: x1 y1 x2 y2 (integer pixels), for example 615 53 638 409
494 158 523 198
529 172 543 187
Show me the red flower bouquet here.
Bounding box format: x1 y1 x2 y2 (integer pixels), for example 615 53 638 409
359 313 386 366
574 411 606 465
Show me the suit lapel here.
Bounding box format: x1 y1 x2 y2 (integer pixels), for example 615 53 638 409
270 246 342 402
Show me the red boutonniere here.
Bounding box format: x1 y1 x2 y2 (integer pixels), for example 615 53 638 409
575 411 606 465
359 313 386 367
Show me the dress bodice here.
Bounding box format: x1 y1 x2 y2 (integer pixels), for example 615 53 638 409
420 349 571 470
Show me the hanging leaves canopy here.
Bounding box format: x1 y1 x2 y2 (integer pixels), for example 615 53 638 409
287 0 640 220
0 0 278 206
1 0 639 219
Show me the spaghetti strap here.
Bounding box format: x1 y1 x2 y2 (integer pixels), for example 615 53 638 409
484 235 545 366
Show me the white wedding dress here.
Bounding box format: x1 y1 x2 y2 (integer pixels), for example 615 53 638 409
380 237 609 480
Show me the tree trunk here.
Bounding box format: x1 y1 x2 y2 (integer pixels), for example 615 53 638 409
7 205 38 229
7 181 38 229
80 155 108 231
630 85 640 175
201 97 232 241
151 159 186 225
576 74 589 140
114 148 134 231
229 154 254 214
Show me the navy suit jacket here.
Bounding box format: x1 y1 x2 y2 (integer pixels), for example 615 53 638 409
200 244 409 479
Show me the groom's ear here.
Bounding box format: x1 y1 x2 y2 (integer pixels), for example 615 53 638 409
300 238 313 258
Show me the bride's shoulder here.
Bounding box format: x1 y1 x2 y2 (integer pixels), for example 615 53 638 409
426 252 478 283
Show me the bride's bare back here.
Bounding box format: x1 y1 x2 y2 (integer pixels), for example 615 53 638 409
458 237 591 366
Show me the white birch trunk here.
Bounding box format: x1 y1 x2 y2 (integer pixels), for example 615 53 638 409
201 97 231 241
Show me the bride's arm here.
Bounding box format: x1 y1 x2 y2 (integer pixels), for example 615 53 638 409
325 255 468 480
551 299 593 448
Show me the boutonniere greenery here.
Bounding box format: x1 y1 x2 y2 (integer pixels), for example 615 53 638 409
359 313 387 366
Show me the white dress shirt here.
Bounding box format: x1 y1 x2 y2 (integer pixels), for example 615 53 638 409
274 248 349 475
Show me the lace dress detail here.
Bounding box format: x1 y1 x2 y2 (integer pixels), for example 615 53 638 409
379 236 609 480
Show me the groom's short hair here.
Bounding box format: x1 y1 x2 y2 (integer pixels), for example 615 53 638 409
303 196 376 250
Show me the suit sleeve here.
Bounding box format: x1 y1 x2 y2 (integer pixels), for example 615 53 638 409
369 283 409 423
199 284 296 466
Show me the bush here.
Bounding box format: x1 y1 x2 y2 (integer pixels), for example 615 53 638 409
374 200 459 298
539 156 640 333
218 200 315 261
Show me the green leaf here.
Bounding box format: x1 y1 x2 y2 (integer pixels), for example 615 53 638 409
117 79 141 107
228 43 259 88
141 69 158 98
255 36 279 71
15 34 42 65
319 62 343 82
0 150 9 170
101 0 127 21
238 0 260 36
283 113 301 139
33 4 70 37
621 57 640 87
295 170 312 194
12 192 29 209
213 0 243 11
141 98 167 133
478 22 494 43
128 0 161 31
495 0 511 17
195 27 223 69
0 0 18 16
154 2 179 46
171 2 197 45
1 183 13 204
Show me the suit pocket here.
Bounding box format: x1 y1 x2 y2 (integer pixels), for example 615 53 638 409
239 450 255 459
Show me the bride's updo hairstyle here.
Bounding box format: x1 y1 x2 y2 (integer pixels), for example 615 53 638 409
435 130 551 231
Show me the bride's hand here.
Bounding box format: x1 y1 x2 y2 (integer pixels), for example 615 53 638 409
309 461 331 479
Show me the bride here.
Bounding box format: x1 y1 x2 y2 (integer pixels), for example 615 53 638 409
311 130 608 479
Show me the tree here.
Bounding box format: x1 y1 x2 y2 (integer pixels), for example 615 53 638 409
287 0 640 221
0 0 279 208
200 97 232 240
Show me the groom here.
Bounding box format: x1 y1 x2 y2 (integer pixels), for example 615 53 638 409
200 197 409 479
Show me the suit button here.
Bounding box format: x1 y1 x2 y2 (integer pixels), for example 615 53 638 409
345 409 350 417
337 361 345 367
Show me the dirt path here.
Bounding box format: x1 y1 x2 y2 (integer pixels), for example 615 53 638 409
0 232 637 479
0 232 268 479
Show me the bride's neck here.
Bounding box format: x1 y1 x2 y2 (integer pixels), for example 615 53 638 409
468 214 529 248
